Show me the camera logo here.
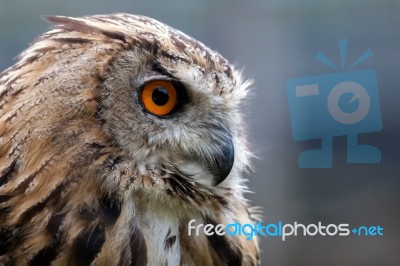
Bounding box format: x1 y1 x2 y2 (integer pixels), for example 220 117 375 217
286 39 382 168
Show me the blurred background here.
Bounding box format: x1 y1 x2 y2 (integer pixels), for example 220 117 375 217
1 0 399 265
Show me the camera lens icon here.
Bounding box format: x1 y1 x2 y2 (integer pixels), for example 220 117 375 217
327 81 370 125
286 68 382 168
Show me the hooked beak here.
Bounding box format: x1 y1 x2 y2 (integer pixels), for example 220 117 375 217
201 128 235 186
209 136 234 185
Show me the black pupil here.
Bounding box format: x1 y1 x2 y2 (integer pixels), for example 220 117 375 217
152 87 169 106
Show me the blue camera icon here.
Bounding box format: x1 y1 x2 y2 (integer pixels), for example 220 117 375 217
287 43 382 168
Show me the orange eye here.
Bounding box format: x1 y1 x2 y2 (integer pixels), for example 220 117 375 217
140 80 178 116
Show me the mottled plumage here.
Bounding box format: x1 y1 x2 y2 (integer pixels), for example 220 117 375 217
0 13 260 265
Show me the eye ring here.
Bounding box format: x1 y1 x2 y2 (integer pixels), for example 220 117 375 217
140 80 179 116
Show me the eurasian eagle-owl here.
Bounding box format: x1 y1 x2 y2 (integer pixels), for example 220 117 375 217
0 13 260 266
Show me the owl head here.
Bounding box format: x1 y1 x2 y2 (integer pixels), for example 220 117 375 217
0 12 255 213
0 13 259 265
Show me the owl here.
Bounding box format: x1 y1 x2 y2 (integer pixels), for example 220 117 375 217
0 14 260 266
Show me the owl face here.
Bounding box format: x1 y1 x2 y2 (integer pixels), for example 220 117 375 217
88 14 253 192
101 49 249 189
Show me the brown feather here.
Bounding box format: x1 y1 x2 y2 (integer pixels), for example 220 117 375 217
0 13 260 265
